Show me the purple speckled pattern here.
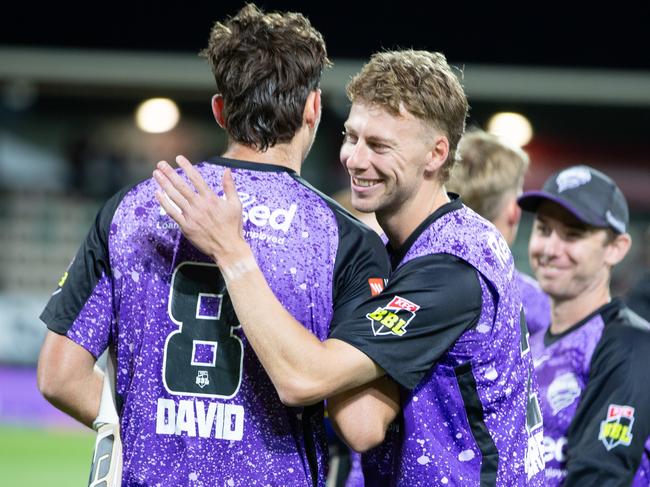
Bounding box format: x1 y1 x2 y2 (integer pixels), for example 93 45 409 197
531 315 605 486
66 274 113 357
370 206 544 486
65 161 343 486
516 270 551 336
530 315 604 486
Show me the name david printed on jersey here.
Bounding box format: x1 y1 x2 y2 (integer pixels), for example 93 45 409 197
367 295 420 337
599 404 635 450
156 397 245 441
158 191 298 233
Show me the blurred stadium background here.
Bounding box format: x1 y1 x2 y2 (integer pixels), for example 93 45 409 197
1 2 648 485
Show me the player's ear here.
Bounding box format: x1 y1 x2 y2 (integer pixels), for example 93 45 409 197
212 95 226 128
423 132 449 176
604 232 632 267
506 197 522 227
303 89 321 129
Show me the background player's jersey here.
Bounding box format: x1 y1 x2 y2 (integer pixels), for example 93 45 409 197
331 198 544 486
40 157 390 487
516 270 551 336
531 299 650 486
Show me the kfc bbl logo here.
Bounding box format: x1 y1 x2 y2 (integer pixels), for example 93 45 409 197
366 295 420 336
598 404 634 450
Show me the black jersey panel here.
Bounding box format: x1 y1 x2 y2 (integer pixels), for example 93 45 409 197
330 253 482 389
455 362 499 487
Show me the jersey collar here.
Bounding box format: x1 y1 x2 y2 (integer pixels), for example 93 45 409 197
387 193 463 269
544 298 624 346
206 156 298 174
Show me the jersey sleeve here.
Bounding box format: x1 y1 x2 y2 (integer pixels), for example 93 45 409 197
39 187 129 358
564 318 650 486
329 212 391 327
329 254 482 389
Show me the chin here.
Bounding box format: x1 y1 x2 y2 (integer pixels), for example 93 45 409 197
350 198 377 214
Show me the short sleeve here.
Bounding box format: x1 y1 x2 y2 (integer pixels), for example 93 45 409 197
330 254 482 389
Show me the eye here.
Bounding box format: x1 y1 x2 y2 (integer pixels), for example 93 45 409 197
342 131 357 144
565 230 586 241
369 143 389 153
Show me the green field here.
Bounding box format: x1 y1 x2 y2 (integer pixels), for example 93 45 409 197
0 425 94 486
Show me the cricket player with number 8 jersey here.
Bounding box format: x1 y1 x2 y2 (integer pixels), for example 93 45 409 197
37 5 391 486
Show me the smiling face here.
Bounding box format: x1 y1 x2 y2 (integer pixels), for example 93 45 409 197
529 201 621 302
340 102 443 218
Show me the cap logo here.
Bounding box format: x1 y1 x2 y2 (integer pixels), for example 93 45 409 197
556 167 591 193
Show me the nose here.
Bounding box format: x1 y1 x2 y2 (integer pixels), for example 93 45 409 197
535 230 563 264
340 140 369 173
544 231 564 257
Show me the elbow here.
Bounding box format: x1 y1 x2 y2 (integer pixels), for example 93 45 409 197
37 359 64 405
345 426 387 453
275 378 327 408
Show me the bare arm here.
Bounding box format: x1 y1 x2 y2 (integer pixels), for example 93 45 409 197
328 376 400 453
153 157 385 405
37 330 103 428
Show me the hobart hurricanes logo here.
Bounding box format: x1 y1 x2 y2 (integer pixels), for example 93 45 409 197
366 295 420 337
556 166 591 192
599 404 634 451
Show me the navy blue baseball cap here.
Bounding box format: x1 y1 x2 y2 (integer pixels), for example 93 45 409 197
518 165 629 234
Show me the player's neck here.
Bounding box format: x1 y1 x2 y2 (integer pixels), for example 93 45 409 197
379 184 449 248
222 142 303 174
549 285 611 334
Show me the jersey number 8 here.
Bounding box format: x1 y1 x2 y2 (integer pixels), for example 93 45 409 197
162 262 244 398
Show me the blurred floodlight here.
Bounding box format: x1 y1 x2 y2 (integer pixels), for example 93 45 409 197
136 98 180 133
487 112 533 147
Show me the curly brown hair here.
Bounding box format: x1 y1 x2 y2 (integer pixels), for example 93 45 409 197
200 4 331 151
346 50 468 182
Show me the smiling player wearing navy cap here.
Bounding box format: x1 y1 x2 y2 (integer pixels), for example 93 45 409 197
519 165 650 486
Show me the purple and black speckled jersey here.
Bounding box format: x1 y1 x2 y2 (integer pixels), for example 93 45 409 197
331 197 545 486
40 157 390 487
531 299 650 486
516 270 551 336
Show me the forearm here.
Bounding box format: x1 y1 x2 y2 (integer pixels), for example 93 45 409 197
328 376 400 452
37 331 103 428
48 367 103 428
221 245 383 405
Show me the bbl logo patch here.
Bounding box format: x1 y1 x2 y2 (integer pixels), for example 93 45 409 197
368 278 386 296
366 295 420 336
599 404 634 450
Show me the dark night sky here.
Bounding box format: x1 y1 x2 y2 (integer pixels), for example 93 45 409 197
3 1 650 69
